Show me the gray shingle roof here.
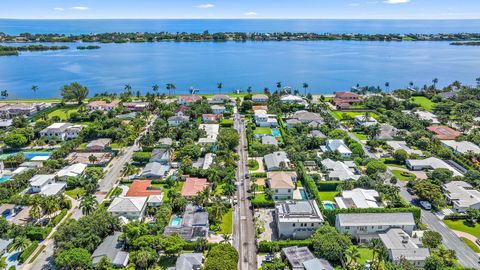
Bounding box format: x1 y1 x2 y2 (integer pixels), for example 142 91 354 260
92 232 129 267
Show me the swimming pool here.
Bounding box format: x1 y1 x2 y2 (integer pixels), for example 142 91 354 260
323 202 336 210
0 151 51 161
170 216 182 227
0 175 11 183
299 189 308 200
271 129 281 137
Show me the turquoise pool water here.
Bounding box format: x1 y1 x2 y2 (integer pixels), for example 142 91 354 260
0 151 51 161
299 189 308 200
170 217 182 227
0 175 11 183
271 129 281 137
323 202 336 210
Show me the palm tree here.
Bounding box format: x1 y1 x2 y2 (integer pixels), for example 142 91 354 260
263 87 270 95
221 233 231 244
11 236 31 252
80 193 98 215
217 82 223 94
302 83 309 96
432 78 439 88
222 183 235 200
31 85 38 95
200 188 212 206
122 163 139 177
1 90 8 99
384 82 390 91
0 256 7 270
369 239 387 270
276 82 282 93
42 196 60 215
250 182 258 198
89 154 98 164
29 201 42 221
166 83 172 96
247 86 253 95
124 84 132 92
345 246 360 269
152 84 159 93
211 200 227 222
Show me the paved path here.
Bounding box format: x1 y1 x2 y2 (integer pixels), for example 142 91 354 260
452 230 480 252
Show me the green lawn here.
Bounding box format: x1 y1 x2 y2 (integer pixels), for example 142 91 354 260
253 127 272 135
151 182 184 202
47 105 79 120
64 187 85 199
248 159 260 170
356 247 374 265
392 170 416 181
353 131 368 140
318 191 338 202
410 96 436 111
460 237 480 253
444 220 480 238
220 208 233 234
330 110 379 121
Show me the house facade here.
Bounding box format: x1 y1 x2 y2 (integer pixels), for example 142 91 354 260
276 200 324 240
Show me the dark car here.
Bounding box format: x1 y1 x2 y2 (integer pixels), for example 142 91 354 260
2 209 11 217
407 188 414 195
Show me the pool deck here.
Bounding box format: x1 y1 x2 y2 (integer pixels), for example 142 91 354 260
292 187 306 200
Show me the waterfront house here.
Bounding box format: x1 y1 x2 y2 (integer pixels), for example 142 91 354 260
266 171 297 200
331 92 362 109
320 159 360 181
335 213 415 242
0 102 47 119
280 95 306 105
426 126 461 140
107 196 148 220
252 94 269 103
275 200 324 240
40 122 83 141
379 228 430 267
208 94 230 104
211 105 226 114
92 232 129 268
406 157 463 177
123 101 149 111
442 181 480 213
334 188 381 209
177 95 202 105
87 100 120 112
264 151 290 171
322 139 352 158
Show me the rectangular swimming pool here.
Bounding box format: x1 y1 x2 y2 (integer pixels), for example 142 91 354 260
170 216 182 227
0 151 51 161
271 129 281 137
0 175 11 183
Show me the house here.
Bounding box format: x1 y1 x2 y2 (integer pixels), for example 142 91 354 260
40 123 83 141
168 114 189 126
442 181 480 212
282 246 333 270
92 232 129 268
335 213 415 242
307 130 326 139
321 159 360 181
267 171 297 200
254 110 277 127
142 162 170 179
202 153 215 170
331 92 362 109
123 101 149 111
86 138 112 151
441 140 480 155
439 92 456 99
56 163 87 180
262 136 279 146
379 228 430 267
275 200 324 239
87 100 120 112
202 114 222 123
167 253 203 270
426 126 462 140
412 111 440 124
252 94 269 103
177 95 202 105
375 124 398 140
126 180 164 206
209 94 230 104
158 138 173 148
0 102 48 119
323 139 352 158
107 196 148 220
28 174 66 196
19 161 43 168
354 114 378 127
281 95 307 105
291 111 323 124
0 119 12 128
198 124 220 143
307 120 324 129
406 157 463 177
285 118 302 128
164 204 209 241
181 177 209 197
264 151 290 171
252 105 268 111
116 112 137 119
211 105 226 115
150 148 171 165
386 141 422 156
334 188 381 209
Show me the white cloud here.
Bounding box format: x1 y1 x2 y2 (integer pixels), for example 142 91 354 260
195 4 215 8
53 7 64 11
70 6 89 10
383 0 410 4
244 11 258 16
349 3 360 6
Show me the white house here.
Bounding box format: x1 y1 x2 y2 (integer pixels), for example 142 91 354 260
28 174 66 196
335 213 415 243
441 140 480 155
379 228 430 267
252 94 269 103
334 188 381 209
267 171 297 200
406 157 463 177
211 105 226 115
323 139 352 158
354 114 378 127
168 112 189 126
40 123 83 141
56 163 87 181
281 95 307 105
275 200 324 240
209 94 230 104
107 196 148 220
321 159 360 181
177 95 202 105
442 181 480 213
87 100 120 112
264 151 290 171
254 110 277 127
386 141 422 156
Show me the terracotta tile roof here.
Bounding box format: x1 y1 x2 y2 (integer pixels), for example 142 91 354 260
267 171 296 189
252 105 268 111
88 100 120 107
180 95 202 103
427 126 462 140
334 92 361 99
126 180 162 197
181 177 209 197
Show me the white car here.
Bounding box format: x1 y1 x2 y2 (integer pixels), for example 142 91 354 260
420 201 432 210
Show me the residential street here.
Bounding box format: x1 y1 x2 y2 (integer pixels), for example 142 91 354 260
233 108 257 270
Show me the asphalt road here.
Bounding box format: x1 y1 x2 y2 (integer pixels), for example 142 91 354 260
233 108 257 270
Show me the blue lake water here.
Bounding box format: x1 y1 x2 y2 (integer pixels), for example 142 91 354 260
1 19 480 98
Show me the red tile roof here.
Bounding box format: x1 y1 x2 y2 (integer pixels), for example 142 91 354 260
180 95 202 103
427 126 462 140
181 177 209 197
88 99 120 107
126 180 162 197
252 105 268 111
335 92 361 99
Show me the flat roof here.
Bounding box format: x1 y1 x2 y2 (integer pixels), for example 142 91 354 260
336 212 415 227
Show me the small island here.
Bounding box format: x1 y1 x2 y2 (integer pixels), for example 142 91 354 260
0 45 69 56
76 45 101 50
450 41 480 46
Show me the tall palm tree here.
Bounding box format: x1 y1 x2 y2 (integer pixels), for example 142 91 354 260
200 188 212 206
302 83 309 96
122 163 139 177
166 83 172 96
276 82 282 93
250 182 258 198
384 82 390 91
31 85 38 94
369 238 387 270
152 84 159 93
29 201 42 221
247 86 253 95
11 236 31 252
211 200 227 222
80 193 98 215
345 246 360 269
217 82 223 94
432 78 439 88
263 87 270 95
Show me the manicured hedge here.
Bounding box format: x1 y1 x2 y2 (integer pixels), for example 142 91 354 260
317 181 342 191
249 172 267 178
26 227 50 241
251 199 275 208
132 152 152 164
18 241 39 263
322 207 422 226
258 239 312 252
49 209 68 227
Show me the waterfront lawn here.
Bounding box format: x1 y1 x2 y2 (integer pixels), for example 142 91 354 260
220 208 233 234
460 237 480 253
253 127 272 135
443 220 480 238
318 191 338 202
392 170 416 181
47 105 79 120
410 96 436 111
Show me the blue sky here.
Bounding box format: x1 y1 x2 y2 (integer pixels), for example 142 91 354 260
2 0 479 19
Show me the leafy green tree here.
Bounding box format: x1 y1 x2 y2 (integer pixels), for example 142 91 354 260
204 244 238 270
95 256 112 270
366 160 387 175
55 248 92 270
4 133 28 148
217 128 240 151
393 149 408 164
130 249 156 269
0 256 7 270
427 168 453 185
161 234 185 256
422 230 443 249
413 180 446 210
61 82 89 104
311 225 351 263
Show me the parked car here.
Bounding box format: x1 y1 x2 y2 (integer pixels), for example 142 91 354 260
420 201 432 210
407 188 414 195
476 238 480 246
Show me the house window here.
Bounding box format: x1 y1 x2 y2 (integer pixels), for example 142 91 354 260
378 226 382 229
292 223 295 227
311 223 314 226
345 226 350 229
